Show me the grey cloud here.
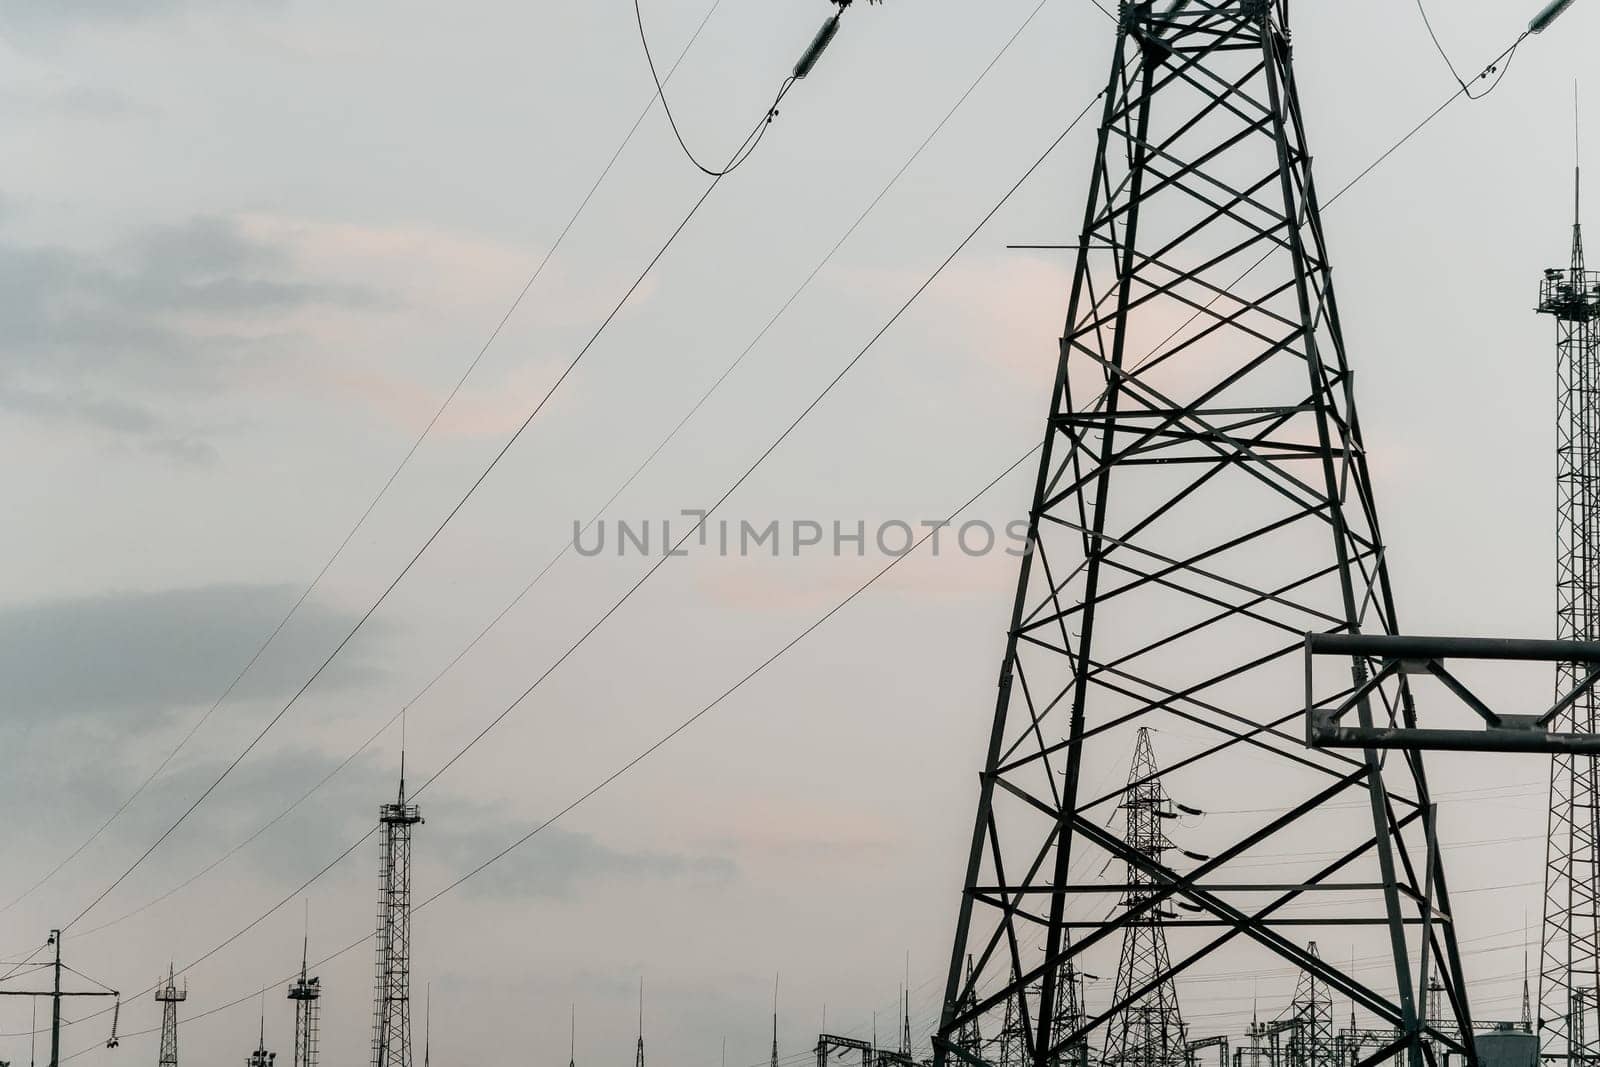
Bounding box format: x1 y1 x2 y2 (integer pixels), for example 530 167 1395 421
0 84 150 120
0 0 279 34
0 383 220 465
0 213 377 458
436 820 739 901
0 583 386 723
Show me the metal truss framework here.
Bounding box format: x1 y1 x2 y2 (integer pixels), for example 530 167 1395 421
1540 159 1600 1063
372 772 423 1067
932 4 1472 1067
155 967 185 1067
1103 729 1187 1067
1306 635 1600 754
288 940 321 1067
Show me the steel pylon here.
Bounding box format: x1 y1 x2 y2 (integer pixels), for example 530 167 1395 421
931 4 1471 1067
1538 154 1600 1062
1101 730 1185 1067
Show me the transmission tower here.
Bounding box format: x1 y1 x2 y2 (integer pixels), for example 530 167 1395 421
958 958 985 1058
155 967 186 1067
1539 115 1600 1064
1287 944 1334 1067
932 4 1471 1067
1101 730 1185 1067
638 980 646 1067
287 937 321 1067
372 759 424 1067
1050 951 1087 1067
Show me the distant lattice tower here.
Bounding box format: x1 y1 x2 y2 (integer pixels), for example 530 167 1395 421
1287 944 1334 1067
1101 730 1186 1067
287 938 321 1067
248 1014 276 1067
1540 139 1600 1066
154 966 186 1067
1051 952 1088 1067
372 759 424 1067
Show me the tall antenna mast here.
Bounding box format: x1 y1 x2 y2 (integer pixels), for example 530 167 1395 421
372 749 423 1067
288 904 322 1067
1540 76 1600 1067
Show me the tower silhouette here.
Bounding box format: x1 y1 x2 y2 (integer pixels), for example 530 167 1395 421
1101 730 1185 1067
288 934 321 1067
248 1010 276 1067
372 757 424 1067
1287 944 1333 1067
154 967 186 1067
1539 92 1600 1065
933 4 1471 1066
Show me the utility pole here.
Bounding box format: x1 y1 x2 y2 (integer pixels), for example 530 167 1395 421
0 932 118 1067
50 932 60 1067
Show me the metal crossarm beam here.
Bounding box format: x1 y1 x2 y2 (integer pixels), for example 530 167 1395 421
1305 634 1600 753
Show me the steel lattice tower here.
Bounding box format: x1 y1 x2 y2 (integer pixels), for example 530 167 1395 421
1287 944 1334 1067
372 764 424 1067
1101 730 1185 1067
154 967 186 1067
288 938 321 1067
932 4 1471 1066
1051 952 1088 1067
1539 147 1600 1063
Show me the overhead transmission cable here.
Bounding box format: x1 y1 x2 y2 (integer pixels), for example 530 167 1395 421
636 0 820 176
61 0 1056 948
43 8 1561 1047
1412 0 1525 101
0 0 731 920
56 5 842 936
43 87 1107 1045
390 9 1555 911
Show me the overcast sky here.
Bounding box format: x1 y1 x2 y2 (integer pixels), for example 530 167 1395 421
0 1 1595 1066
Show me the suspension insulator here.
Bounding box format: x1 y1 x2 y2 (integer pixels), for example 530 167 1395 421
1529 0 1576 33
793 15 841 79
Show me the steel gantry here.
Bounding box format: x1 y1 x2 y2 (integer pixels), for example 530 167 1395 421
931 3 1472 1066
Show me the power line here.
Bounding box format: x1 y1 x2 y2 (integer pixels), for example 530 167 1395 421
57 52 792 936
53 0 1058 951
42 8 1555 1046
1414 0 1525 101
40 87 1106 1049
636 0 807 177
402 89 1106 808
0 0 730 921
